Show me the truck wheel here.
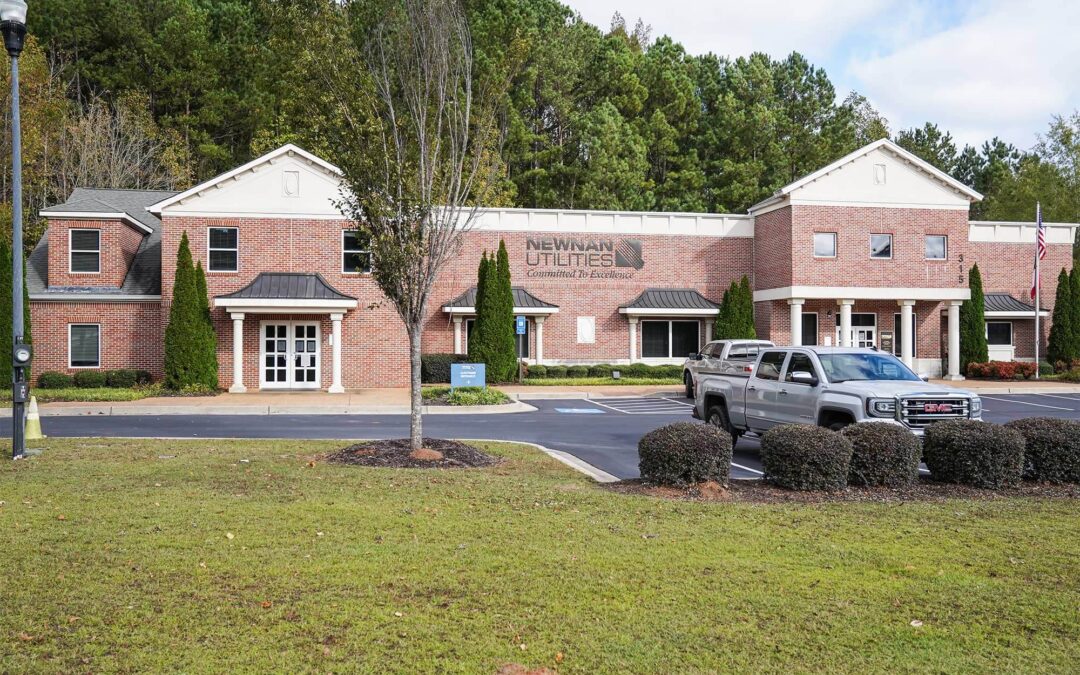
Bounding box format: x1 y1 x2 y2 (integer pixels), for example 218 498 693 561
684 373 694 398
707 405 739 448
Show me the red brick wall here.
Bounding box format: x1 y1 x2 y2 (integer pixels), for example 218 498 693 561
29 302 162 379
47 219 145 288
751 206 792 290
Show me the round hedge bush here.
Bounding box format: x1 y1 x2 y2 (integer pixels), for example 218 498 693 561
923 420 1024 489
527 364 548 379
1004 417 1080 483
841 422 921 487
73 370 108 388
566 365 589 378
546 365 568 378
588 364 614 378
638 422 733 487
761 424 853 491
38 371 74 389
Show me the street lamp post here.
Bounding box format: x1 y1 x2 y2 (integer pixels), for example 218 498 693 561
1 0 29 459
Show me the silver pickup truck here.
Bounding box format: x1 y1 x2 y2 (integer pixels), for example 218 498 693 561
692 346 982 443
682 339 775 398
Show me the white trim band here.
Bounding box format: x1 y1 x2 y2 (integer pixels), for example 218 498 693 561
753 286 971 303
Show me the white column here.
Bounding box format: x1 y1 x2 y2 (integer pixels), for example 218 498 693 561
946 301 963 380
839 300 854 347
899 300 915 368
705 319 713 343
329 313 345 393
452 316 463 355
229 313 246 393
534 316 545 365
789 299 805 347
628 317 639 362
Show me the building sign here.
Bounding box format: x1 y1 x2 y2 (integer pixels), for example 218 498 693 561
451 363 485 389
524 237 644 279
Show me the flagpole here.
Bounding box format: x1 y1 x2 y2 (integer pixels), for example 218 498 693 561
1034 201 1041 380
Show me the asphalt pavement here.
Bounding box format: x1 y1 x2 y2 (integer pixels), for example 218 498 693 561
10 393 1080 481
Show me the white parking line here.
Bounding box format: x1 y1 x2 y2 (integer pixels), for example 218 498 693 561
981 395 1074 411
1033 393 1080 402
657 397 696 408
731 462 764 476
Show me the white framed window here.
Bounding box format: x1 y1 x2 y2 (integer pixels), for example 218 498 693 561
870 233 893 259
69 324 101 368
342 231 372 274
69 229 101 273
925 235 947 260
986 321 1012 346
208 227 238 272
813 232 836 258
892 313 919 357
577 316 595 344
642 320 699 359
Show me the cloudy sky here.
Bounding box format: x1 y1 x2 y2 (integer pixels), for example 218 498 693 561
565 0 1080 150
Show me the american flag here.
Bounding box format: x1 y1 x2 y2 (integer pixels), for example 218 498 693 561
1030 202 1045 299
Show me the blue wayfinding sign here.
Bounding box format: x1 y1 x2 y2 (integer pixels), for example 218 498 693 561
451 363 486 389
516 315 527 335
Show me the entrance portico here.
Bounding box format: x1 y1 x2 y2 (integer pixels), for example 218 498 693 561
215 273 358 393
442 286 559 364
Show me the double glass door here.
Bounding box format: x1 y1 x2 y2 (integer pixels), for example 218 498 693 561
261 322 320 389
835 313 877 348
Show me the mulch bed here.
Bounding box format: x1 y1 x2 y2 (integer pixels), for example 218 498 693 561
605 477 1080 504
325 438 500 469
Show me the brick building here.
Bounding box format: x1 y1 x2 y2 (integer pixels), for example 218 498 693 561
29 140 1078 390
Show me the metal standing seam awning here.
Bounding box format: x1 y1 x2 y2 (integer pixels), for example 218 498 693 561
983 293 1049 319
618 288 721 317
214 272 358 314
442 286 559 315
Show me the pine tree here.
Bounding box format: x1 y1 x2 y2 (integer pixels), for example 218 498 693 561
737 275 756 338
1069 267 1080 362
959 264 989 374
491 240 517 381
1047 268 1073 368
468 252 490 364
193 261 218 387
713 286 733 339
164 232 215 389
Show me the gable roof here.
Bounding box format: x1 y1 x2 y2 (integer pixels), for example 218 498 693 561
148 144 343 214
748 139 983 213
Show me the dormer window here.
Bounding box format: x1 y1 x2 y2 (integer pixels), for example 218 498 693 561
69 229 100 273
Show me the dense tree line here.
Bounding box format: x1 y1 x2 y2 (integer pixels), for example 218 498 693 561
12 0 1080 248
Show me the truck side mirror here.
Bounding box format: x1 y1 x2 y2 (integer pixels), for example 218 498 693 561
689 352 702 361
790 371 818 386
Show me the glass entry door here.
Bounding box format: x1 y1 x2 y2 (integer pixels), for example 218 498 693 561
261 321 321 389
835 313 877 348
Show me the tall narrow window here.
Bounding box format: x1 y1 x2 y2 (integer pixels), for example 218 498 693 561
69 229 101 273
208 227 238 272
342 231 372 273
69 324 100 368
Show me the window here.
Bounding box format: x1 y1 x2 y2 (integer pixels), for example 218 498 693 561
892 313 918 357
342 231 372 274
69 324 100 368
987 322 1013 346
925 235 947 260
813 232 837 258
577 316 596 344
69 229 101 273
208 227 238 272
785 353 816 382
870 234 892 259
642 320 699 358
756 351 787 381
801 313 819 346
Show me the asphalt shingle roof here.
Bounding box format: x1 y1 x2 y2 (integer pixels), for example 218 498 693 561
619 288 719 310
218 273 355 301
443 286 558 310
30 188 179 297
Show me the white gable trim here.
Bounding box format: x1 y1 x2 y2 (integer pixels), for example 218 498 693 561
147 144 343 214
748 139 983 214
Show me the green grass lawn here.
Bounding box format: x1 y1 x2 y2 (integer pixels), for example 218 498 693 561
0 386 165 404
1 439 1078 673
522 377 681 386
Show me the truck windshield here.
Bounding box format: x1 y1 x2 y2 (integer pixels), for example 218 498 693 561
818 353 921 383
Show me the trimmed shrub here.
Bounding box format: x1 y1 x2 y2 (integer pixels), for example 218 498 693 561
588 364 614 378
841 422 921 487
923 420 1024 488
105 369 140 388
761 424 853 491
446 387 511 406
420 353 470 384
566 365 589 378
527 364 548 379
73 370 107 388
621 363 652 377
38 371 73 389
654 364 682 378
1004 417 1080 483
966 361 1037 380
638 422 733 487
546 365 568 378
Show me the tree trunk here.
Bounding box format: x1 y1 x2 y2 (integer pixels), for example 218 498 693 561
409 323 423 451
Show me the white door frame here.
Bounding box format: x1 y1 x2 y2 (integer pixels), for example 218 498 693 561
259 320 322 390
836 313 876 348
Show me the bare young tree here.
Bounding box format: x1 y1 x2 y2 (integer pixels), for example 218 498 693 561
324 0 511 450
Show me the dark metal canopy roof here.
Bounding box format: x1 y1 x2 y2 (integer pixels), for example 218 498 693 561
218 273 355 301
620 288 719 310
984 293 1045 313
443 286 558 309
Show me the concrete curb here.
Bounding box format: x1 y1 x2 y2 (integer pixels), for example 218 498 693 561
1 400 538 418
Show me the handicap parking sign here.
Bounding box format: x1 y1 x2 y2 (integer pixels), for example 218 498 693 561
516 315 527 335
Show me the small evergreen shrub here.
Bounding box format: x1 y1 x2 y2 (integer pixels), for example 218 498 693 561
965 361 1037 380
566 365 589 377
527 364 548 379
638 422 732 487
923 420 1024 488
841 422 921 487
621 363 651 377
1004 417 1080 483
588 364 614 378
761 424 853 491
105 369 140 388
420 353 471 383
446 387 511 406
38 371 73 389
654 364 682 378
73 370 107 388
546 365 568 378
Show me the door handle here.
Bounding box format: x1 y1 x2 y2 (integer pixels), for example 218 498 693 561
778 389 788 396
747 385 757 392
